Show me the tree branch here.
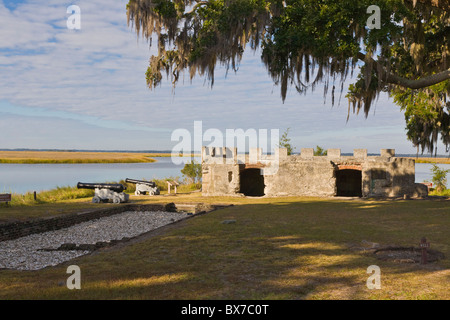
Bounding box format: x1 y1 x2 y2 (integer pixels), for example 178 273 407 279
357 52 450 90
184 1 209 16
405 0 450 10
386 70 450 89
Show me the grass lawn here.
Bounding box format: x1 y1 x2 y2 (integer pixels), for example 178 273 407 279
0 194 449 300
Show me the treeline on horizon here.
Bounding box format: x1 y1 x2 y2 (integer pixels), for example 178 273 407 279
1 148 449 158
0 148 174 154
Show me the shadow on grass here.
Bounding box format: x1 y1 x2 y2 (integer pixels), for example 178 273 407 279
0 198 449 299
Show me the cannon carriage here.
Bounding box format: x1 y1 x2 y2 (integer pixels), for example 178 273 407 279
77 182 129 204
125 178 160 196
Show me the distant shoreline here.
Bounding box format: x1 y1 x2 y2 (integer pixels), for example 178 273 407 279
407 157 450 164
0 150 201 164
0 151 158 164
0 148 175 153
0 150 447 164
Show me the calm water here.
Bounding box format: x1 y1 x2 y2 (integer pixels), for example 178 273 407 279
0 159 447 194
0 157 200 194
415 163 450 187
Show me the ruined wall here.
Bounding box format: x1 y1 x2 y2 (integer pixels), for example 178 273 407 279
202 147 426 198
363 156 416 197
202 163 240 196
201 147 241 196
263 156 336 197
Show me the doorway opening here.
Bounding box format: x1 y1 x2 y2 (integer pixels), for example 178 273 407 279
336 169 362 197
240 169 265 196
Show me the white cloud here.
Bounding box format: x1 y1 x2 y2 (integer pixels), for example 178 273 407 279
0 112 171 150
0 0 444 154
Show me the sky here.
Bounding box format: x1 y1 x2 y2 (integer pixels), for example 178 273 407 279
0 0 445 155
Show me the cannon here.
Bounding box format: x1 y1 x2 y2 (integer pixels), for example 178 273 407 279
77 182 129 204
125 178 160 196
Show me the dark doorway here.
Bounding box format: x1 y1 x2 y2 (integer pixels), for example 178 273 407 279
336 169 362 197
240 168 265 196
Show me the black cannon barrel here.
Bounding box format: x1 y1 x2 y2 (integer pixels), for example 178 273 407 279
77 182 125 193
125 178 156 187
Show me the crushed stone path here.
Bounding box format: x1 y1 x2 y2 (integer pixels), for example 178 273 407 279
0 210 188 271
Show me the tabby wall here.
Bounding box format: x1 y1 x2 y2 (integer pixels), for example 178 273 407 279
202 147 427 198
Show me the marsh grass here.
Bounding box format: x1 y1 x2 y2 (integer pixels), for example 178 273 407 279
5 178 200 208
0 151 158 164
9 186 94 206
429 189 450 197
0 159 155 164
414 157 450 164
0 151 201 164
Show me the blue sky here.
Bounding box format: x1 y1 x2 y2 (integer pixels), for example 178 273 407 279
0 0 444 154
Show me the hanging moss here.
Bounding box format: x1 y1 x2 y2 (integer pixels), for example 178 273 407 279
127 0 450 154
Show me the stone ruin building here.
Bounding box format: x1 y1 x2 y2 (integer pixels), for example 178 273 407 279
201 147 428 198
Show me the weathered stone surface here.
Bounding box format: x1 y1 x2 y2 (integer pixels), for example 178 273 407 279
327 149 341 159
353 149 367 159
412 183 428 198
221 220 236 224
202 148 423 199
380 149 396 157
300 148 314 159
60 243 77 250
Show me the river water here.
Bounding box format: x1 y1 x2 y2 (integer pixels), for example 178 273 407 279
0 157 200 194
414 163 450 187
0 158 448 194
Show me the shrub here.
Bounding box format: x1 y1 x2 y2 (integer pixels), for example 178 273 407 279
431 164 450 193
181 160 202 184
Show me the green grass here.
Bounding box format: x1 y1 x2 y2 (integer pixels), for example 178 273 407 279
0 182 202 222
0 195 449 299
9 186 95 206
429 189 450 197
0 199 112 223
6 179 201 207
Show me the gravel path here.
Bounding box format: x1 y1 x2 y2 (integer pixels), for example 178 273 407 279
0 210 188 271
